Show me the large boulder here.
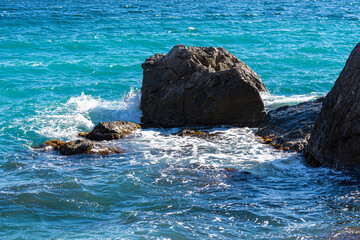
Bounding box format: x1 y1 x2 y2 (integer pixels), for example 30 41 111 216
256 98 324 152
304 43 360 169
140 45 268 128
79 121 140 141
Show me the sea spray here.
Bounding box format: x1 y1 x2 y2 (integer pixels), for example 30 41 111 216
32 90 142 141
261 92 325 111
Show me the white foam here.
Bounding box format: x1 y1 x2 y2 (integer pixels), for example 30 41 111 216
261 92 325 111
66 93 101 112
33 90 142 140
117 126 324 190
35 113 94 140
131 127 294 168
33 89 324 170
88 89 142 124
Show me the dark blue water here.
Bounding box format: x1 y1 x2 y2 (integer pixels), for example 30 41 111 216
1 0 360 238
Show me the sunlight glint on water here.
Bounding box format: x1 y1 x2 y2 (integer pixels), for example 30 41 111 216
1 0 360 239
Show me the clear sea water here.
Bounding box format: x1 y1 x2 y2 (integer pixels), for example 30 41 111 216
1 0 360 239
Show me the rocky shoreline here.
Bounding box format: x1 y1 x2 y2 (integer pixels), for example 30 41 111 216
37 44 360 170
36 121 140 155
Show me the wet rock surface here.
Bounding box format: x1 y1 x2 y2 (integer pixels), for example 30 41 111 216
43 139 65 150
59 139 123 155
256 98 324 152
79 121 140 141
304 43 360 169
175 129 224 141
140 44 268 128
176 129 206 137
38 139 123 155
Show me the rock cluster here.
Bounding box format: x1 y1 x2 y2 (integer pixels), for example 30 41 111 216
256 97 324 152
44 139 123 155
78 121 140 141
39 121 140 156
140 45 268 128
304 43 360 169
36 43 360 170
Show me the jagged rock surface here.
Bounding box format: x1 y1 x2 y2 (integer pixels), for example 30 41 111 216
140 45 268 128
38 139 123 155
59 139 122 155
304 43 360 169
79 121 140 141
176 129 206 137
256 98 324 152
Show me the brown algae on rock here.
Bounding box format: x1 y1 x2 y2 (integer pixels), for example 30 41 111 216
44 139 65 150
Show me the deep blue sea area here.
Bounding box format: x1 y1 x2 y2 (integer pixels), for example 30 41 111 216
1 0 360 239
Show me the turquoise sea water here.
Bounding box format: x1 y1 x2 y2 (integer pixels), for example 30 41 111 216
1 0 360 239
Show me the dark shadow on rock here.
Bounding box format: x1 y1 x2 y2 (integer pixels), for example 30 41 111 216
140 44 268 128
304 42 360 170
256 97 324 152
35 139 123 156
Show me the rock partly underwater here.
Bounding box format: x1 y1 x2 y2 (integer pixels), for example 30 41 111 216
78 121 140 141
39 139 123 156
36 121 140 155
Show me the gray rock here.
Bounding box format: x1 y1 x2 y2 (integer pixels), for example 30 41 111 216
79 121 140 141
36 139 123 155
304 43 360 169
59 139 122 155
256 98 324 152
140 45 268 128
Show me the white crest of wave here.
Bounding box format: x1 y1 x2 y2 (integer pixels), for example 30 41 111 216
66 93 101 112
35 114 94 140
261 92 325 111
88 89 142 124
34 90 142 140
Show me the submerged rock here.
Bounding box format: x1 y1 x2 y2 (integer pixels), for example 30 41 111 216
329 227 360 240
176 129 206 137
256 98 324 152
79 121 140 141
224 168 254 181
304 43 360 169
140 44 268 128
177 163 254 182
